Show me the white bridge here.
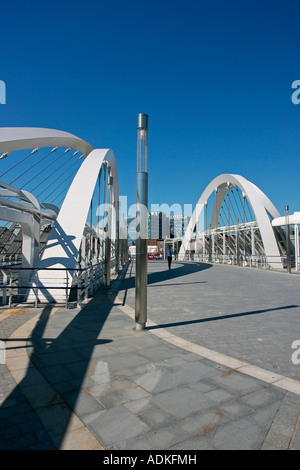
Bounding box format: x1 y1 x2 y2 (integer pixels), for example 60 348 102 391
0 127 298 307
179 174 299 270
0 127 127 306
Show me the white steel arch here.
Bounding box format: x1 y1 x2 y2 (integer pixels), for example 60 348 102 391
179 174 282 269
0 127 94 291
0 127 122 304
0 127 93 156
29 148 119 302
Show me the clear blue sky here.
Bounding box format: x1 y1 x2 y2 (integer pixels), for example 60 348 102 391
1 0 300 219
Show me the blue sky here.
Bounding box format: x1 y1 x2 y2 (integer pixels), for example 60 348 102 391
1 0 300 220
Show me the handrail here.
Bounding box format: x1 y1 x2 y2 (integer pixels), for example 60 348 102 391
0 263 103 271
176 252 296 270
0 260 111 308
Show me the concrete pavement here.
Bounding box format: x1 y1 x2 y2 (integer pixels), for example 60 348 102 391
0 260 300 450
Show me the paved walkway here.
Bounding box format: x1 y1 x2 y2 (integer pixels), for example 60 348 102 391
0 260 300 450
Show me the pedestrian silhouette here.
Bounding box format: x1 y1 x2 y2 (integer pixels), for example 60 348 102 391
166 245 174 270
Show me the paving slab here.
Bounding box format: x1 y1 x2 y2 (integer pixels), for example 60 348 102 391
0 260 300 450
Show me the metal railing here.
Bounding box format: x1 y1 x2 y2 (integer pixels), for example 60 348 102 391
0 259 117 308
176 252 296 271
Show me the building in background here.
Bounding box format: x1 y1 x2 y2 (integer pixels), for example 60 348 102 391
148 211 168 239
168 215 191 238
127 212 190 246
127 215 136 245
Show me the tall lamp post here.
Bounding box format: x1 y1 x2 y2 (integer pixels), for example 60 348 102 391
135 113 148 330
285 205 291 273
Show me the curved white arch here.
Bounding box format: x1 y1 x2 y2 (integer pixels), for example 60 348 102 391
179 174 282 269
0 127 93 156
28 148 119 302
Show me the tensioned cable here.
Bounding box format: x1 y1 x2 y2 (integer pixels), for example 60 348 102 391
49 167 80 206
35 151 79 198
245 196 254 221
40 155 83 202
237 189 253 222
231 188 244 222
18 148 70 190
50 154 87 207
0 148 39 179
9 148 57 185
222 194 230 226
219 211 226 227
228 190 237 225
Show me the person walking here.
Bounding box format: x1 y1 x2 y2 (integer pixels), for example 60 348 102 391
166 246 174 270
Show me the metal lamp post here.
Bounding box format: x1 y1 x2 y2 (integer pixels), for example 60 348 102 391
135 113 148 330
285 205 291 273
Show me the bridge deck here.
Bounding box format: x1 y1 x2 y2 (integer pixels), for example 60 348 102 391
0 260 300 450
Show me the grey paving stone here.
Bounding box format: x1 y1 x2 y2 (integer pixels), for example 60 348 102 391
19 383 64 409
175 408 232 439
124 397 175 428
203 388 235 404
169 435 216 450
219 401 255 419
211 418 267 450
289 421 300 450
246 401 282 430
151 386 216 419
1 262 300 450
0 439 15 450
12 432 40 449
238 388 285 409
83 406 150 447
0 424 20 440
261 429 292 450
209 371 265 395
62 388 105 416
116 421 190 450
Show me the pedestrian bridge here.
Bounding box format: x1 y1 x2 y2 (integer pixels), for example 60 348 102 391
0 127 298 307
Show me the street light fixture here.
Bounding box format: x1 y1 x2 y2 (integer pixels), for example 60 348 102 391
135 113 148 330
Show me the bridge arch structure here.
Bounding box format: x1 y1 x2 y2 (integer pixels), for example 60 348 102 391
179 174 283 269
0 127 125 304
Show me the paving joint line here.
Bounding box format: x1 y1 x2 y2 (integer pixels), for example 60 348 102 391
4 308 104 450
113 293 300 398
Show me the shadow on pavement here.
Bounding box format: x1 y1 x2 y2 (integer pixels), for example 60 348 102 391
0 279 120 449
146 304 300 331
119 260 212 291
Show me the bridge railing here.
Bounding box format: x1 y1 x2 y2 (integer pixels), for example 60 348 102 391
176 252 292 270
0 259 117 309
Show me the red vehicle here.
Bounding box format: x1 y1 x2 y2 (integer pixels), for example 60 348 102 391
147 251 163 260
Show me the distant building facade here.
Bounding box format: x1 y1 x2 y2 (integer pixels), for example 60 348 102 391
148 211 168 239
126 212 190 244
168 215 191 238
